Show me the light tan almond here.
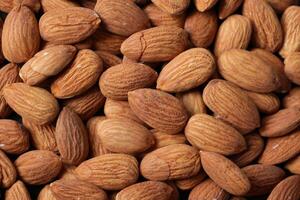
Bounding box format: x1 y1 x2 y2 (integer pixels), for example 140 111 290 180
245 91 280 114
93 30 126 55
152 131 187 149
0 149 17 188
194 0 218 12
285 156 300 175
151 0 190 15
267 175 300 200
175 170 206 190
5 180 31 200
285 52 300 85
218 0 243 19
40 0 79 12
283 87 300 108
176 90 206 115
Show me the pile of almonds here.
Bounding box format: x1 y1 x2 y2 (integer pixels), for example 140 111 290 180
0 0 300 199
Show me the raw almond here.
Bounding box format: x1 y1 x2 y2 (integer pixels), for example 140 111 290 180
2 6 40 63
283 87 300 108
99 63 158 100
94 0 149 36
95 51 122 68
200 151 251 196
175 170 206 190
93 30 126 55
203 79 260 134
245 91 280 114
39 7 100 44
13 0 41 12
3 83 59 125
128 88 188 134
51 49 103 99
151 0 190 15
266 0 298 13
76 154 139 190
157 48 215 92
267 175 300 200
140 144 201 181
194 0 218 12
15 150 62 185
285 156 300 175
0 149 17 188
284 52 300 85
5 180 31 200
176 90 206 115
121 26 190 62
218 0 243 19
40 0 79 12
38 185 56 200
152 131 187 149
0 0 12 13
218 49 280 93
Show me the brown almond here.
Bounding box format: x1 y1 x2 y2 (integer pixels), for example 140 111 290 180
194 0 218 12
152 131 187 149
201 151 251 196
176 90 206 115
283 87 300 108
285 156 300 175
0 0 13 13
95 51 122 68
175 170 206 190
40 0 79 12
93 30 126 55
128 89 188 134
267 0 298 13
157 48 215 92
0 149 17 188
245 91 280 114
76 154 139 190
38 185 56 200
152 0 190 15
284 52 300 85
13 0 41 12
5 180 31 200
218 0 243 19
267 175 300 200
15 150 62 185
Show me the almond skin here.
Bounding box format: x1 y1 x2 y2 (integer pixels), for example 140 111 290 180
157 48 215 93
39 7 100 44
121 26 190 62
218 0 243 19
218 49 280 93
214 15 252 57
259 130 300 165
55 107 89 165
200 151 251 196
19 45 77 86
15 150 62 185
116 181 173 200
3 83 59 125
97 118 154 154
267 175 300 200
2 6 40 63
245 91 280 114
76 154 139 190
185 114 246 155
284 52 300 85
285 156 300 175
151 0 190 15
242 164 286 196
99 63 158 100
5 180 31 200
140 144 201 181
40 0 79 12
203 79 260 134
279 6 300 58
176 90 206 115
0 149 17 188
51 49 103 99
194 0 218 12
94 0 149 36
189 179 230 200
128 89 188 134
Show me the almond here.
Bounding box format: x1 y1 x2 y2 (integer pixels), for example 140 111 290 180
0 0 12 13
5 180 31 200
51 49 103 99
176 90 206 115
218 49 280 93
242 164 286 196
203 79 260 134
157 48 215 92
93 30 126 55
140 144 201 181
13 0 41 12
200 151 251 196
266 0 298 13
218 0 243 19
259 130 300 165
95 51 122 68
3 83 59 125
283 87 300 108
15 150 62 185
0 149 17 188
94 0 149 36
19 45 77 86
116 181 173 200
175 170 206 190
40 0 79 12
151 0 190 15
121 26 190 62
189 178 230 200
245 91 280 114
284 52 300 85
2 6 40 63
128 89 188 134
76 154 139 190
55 107 89 165
194 0 218 12
152 131 187 149
267 175 300 200
38 185 56 200
242 0 283 52
99 63 158 100
184 10 218 48
39 7 100 44
285 156 300 175
214 15 252 57
185 114 246 155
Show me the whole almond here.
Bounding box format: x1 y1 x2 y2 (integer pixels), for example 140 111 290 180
218 49 280 93
5 180 31 200
245 91 280 114
189 179 230 200
203 79 260 134
3 83 59 125
184 10 218 48
214 15 252 57
284 52 300 85
194 0 218 12
175 170 206 190
267 175 300 200
128 89 188 134
279 6 300 58
93 30 126 55
76 154 139 190
51 49 103 99
121 26 190 62
185 114 246 155
55 107 89 165
201 151 251 196
19 45 77 86
15 150 62 185
285 156 300 175
100 63 158 100
116 181 173 200
94 0 149 36
218 0 243 19
2 6 40 63
40 0 79 12
39 7 100 44
152 131 187 149
176 90 206 115
0 149 17 188
259 130 300 165
242 0 283 52
283 87 300 108
95 51 122 68
140 144 201 181
151 0 190 15
242 164 286 196
267 0 298 13
157 48 215 92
